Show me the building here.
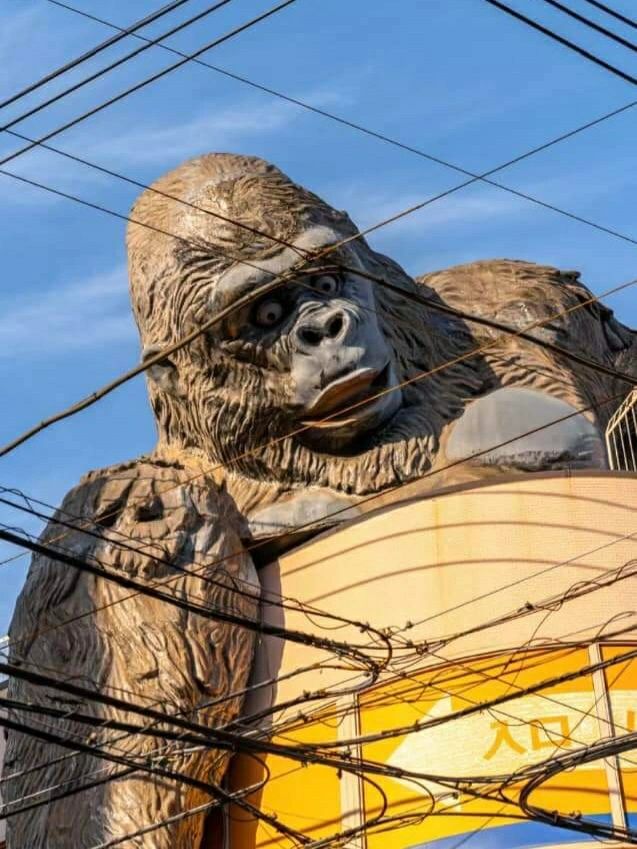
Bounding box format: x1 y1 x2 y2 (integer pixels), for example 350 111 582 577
220 470 637 848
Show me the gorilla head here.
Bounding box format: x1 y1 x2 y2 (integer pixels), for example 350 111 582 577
128 154 478 494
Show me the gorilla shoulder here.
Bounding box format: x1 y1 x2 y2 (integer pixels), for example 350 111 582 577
9 455 254 659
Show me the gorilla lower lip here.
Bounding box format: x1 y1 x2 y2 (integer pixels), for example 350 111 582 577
301 364 391 427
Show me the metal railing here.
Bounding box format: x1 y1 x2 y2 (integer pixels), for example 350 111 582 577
606 389 637 471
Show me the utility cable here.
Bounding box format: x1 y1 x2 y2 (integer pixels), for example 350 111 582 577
0 388 627 669
2 74 635 250
36 2 637 235
0 0 193 112
0 0 298 170
540 0 636 51
0 526 384 668
581 0 637 30
1 262 634 646
1 0 234 139
484 0 637 84
0 707 305 844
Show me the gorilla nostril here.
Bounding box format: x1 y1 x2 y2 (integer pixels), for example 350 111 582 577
300 327 322 347
327 314 344 339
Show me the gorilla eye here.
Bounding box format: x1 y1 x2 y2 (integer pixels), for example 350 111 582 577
312 274 340 296
254 298 285 328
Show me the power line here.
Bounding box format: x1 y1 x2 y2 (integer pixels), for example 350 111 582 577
4 6 636 840
5 636 637 792
1 0 234 138
0 0 193 112
0 0 298 170
3 11 635 250
2 496 632 840
0 703 304 844
540 0 637 52
0 491 393 656
581 0 637 30
0 526 386 671
1 259 633 613
483 0 637 84
6 517 631 810
41 3 637 242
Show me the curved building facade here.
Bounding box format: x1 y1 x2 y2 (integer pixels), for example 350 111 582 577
213 471 637 848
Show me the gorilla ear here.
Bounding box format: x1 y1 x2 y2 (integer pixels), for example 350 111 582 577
142 346 184 398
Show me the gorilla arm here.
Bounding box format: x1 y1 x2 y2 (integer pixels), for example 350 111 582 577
5 458 259 849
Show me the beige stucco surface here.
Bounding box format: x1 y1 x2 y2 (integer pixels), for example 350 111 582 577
247 470 637 722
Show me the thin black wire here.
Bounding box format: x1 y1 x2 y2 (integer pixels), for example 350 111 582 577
0 526 386 668
5 641 637 795
41 2 637 246
2 494 633 739
3 83 635 250
1 6 632 840
0 488 396 662
0 707 306 844
484 0 637 84
338 263 637 388
540 0 637 51
0 0 194 112
0 0 299 170
1 0 234 137
581 0 637 30
2 540 626 840
0 33 632 840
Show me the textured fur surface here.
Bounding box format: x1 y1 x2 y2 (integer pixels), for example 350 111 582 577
6 154 636 848
419 259 635 432
6 461 257 848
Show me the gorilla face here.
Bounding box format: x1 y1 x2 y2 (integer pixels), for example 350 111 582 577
210 226 402 451
131 153 477 493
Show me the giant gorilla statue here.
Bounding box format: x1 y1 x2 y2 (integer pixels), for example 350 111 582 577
5 153 635 848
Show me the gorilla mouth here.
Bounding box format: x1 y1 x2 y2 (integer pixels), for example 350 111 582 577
300 364 392 429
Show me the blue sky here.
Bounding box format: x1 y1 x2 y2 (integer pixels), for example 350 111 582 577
0 0 635 633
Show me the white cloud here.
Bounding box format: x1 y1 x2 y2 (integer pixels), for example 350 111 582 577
0 266 136 358
336 184 529 241
83 96 315 167
335 166 636 247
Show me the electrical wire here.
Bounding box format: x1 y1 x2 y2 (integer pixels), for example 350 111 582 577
540 0 636 51
25 3 637 243
0 153 635 461
0 0 194 112
0 388 627 693
1 1 234 138
2 66 634 250
0 0 298 170
2 476 632 816
483 0 637 84
581 0 637 30
0 526 387 670
6 469 636 811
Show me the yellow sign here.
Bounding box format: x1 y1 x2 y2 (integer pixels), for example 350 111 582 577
225 645 637 848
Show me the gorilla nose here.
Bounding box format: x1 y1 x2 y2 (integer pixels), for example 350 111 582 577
296 309 349 348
